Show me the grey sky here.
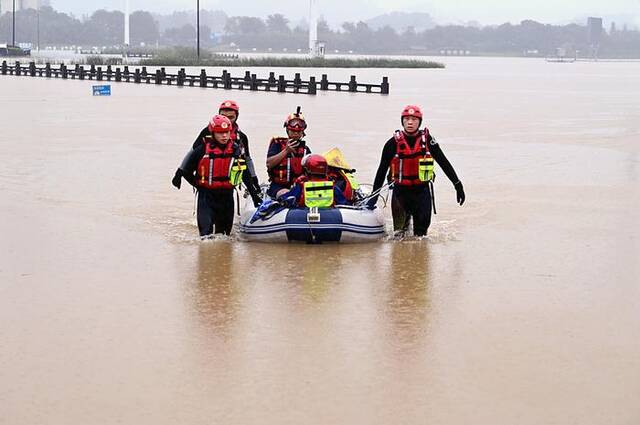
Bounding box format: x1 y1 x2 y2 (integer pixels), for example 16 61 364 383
51 0 640 26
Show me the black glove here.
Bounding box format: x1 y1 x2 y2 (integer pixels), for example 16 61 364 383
172 168 182 189
366 196 378 210
455 181 465 206
251 193 263 208
251 176 261 193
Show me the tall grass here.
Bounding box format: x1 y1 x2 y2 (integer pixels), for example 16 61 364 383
141 48 444 68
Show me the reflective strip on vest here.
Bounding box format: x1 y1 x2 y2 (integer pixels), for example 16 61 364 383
303 181 334 209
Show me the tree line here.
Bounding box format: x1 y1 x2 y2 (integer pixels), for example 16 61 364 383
1 7 639 57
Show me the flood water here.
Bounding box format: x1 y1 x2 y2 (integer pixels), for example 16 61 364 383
1 57 639 424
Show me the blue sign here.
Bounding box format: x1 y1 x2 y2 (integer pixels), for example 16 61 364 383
92 85 111 96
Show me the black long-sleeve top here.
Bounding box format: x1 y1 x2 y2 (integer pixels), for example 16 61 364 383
371 131 461 194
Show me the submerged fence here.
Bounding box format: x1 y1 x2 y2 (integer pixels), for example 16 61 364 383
1 61 390 95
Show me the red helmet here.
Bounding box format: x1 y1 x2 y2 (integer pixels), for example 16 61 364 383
302 154 328 176
284 112 307 132
401 105 423 119
219 100 239 113
208 114 232 133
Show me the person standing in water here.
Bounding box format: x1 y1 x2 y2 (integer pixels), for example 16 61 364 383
172 100 262 200
172 115 256 237
367 105 466 237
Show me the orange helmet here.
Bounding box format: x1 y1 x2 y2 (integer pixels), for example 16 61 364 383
208 115 232 133
219 100 239 113
401 105 423 119
284 107 307 131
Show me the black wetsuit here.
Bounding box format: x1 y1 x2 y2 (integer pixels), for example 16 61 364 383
370 132 461 236
180 140 260 237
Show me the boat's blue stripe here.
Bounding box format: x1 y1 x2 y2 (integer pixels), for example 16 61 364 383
240 226 385 236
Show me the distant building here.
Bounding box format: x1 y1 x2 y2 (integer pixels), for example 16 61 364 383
587 17 603 45
1 0 50 14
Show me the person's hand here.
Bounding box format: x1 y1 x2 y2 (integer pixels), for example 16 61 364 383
366 197 378 210
251 193 263 208
251 177 261 193
455 181 465 206
172 168 182 189
286 140 300 152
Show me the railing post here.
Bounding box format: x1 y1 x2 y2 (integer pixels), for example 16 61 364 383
268 72 276 84
349 75 357 92
123 66 130 82
74 64 80 79
45 62 51 78
177 69 184 86
141 66 147 77
224 71 232 90
15 61 21 76
106 65 112 81
29 61 36 76
250 74 258 91
90 64 96 78
200 69 207 88
79 65 85 80
61 64 68 79
134 68 141 83
115 67 122 82
308 76 317 95
381 76 389 95
1 60 6 75
277 75 286 92
155 69 162 84
97 66 103 81
320 74 329 90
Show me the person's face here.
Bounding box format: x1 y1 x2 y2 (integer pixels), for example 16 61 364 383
287 128 304 140
214 131 231 144
402 115 421 134
219 109 237 124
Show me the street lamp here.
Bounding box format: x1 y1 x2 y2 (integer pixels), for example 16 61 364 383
12 0 16 46
37 0 40 51
197 0 200 60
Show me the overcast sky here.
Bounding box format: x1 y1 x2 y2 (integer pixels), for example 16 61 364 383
51 0 640 26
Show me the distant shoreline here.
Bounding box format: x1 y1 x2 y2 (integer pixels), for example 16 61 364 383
139 55 445 69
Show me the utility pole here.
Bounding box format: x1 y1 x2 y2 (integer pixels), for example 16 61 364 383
12 0 16 46
37 0 40 51
196 0 200 60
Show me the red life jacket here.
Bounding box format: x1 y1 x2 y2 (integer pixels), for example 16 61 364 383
390 129 433 186
268 137 306 186
328 168 354 202
294 175 335 208
196 136 235 190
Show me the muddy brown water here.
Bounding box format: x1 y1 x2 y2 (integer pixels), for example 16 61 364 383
1 57 639 424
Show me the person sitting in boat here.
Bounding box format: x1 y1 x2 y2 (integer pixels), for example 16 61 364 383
265 107 312 199
323 147 363 204
280 154 348 209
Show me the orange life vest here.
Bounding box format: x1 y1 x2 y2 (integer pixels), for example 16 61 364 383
390 129 434 186
268 137 307 186
197 136 235 190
